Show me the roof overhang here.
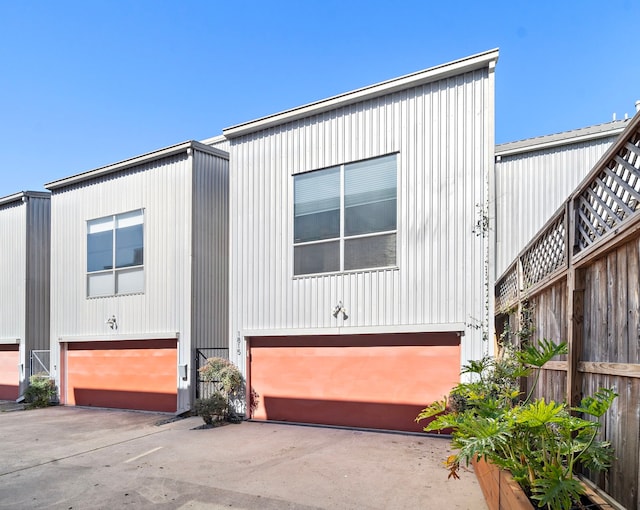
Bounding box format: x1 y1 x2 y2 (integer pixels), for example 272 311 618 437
223 48 499 139
0 190 50 207
45 141 228 191
199 134 227 146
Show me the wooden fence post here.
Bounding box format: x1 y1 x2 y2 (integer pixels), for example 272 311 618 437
566 200 584 407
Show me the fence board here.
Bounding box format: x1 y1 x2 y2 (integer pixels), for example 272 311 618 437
495 114 640 508
615 245 628 364
630 239 640 363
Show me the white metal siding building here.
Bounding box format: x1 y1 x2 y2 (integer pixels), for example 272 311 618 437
0 191 51 399
223 49 498 432
495 120 628 276
46 141 228 414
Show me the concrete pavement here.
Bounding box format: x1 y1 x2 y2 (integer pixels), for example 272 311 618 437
0 406 487 509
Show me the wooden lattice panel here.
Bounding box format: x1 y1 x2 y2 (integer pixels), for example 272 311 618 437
576 128 640 252
521 211 566 288
495 264 519 312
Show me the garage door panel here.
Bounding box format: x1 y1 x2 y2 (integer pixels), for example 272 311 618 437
262 397 430 431
71 388 177 412
250 333 461 432
66 339 177 413
0 345 20 400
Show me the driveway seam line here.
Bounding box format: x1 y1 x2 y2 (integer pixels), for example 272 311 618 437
0 427 170 477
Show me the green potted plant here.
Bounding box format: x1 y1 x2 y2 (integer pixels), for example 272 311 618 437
417 339 617 510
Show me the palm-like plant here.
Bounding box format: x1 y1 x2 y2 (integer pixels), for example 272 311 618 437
417 340 617 510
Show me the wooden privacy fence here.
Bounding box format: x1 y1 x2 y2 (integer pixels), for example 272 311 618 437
495 112 640 510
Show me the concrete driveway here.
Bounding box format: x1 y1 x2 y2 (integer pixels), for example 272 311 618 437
0 406 487 509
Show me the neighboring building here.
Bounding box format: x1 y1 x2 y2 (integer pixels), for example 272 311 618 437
222 49 499 432
0 191 50 400
495 119 629 276
45 141 228 413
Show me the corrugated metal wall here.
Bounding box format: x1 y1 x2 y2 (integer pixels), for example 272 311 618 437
206 137 230 153
495 136 617 276
229 67 494 374
25 195 51 354
191 149 229 351
50 154 195 412
0 199 27 383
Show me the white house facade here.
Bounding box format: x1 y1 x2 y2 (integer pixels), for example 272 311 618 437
45 141 228 414
223 49 499 432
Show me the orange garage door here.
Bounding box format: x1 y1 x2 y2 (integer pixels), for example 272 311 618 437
65 339 177 412
248 333 461 433
0 344 20 400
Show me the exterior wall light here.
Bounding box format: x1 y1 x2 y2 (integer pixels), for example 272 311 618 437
332 301 349 320
105 315 117 330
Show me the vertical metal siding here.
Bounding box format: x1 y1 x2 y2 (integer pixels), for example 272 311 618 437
25 196 51 355
0 200 27 384
495 136 617 276
191 150 229 351
205 137 230 153
229 67 493 373
50 154 195 412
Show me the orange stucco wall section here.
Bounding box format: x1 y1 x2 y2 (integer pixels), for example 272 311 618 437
65 339 177 412
0 345 20 400
249 333 461 432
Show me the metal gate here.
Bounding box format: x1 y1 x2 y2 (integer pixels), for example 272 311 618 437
195 348 229 399
30 350 50 377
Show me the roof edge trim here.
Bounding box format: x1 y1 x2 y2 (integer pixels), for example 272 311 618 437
200 134 227 145
0 190 51 207
45 141 228 191
223 48 499 139
496 124 628 157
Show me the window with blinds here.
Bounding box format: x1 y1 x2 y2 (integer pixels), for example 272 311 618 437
293 154 397 276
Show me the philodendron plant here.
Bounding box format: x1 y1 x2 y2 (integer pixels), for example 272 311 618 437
417 339 617 510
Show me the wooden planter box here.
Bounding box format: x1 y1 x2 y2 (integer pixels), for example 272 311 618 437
472 457 533 510
471 457 616 510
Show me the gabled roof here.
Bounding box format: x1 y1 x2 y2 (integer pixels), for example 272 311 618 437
223 48 499 139
45 141 228 191
495 119 629 157
0 191 50 207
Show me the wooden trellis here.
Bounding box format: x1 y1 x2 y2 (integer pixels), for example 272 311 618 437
521 210 566 288
494 112 640 510
495 262 518 312
575 128 640 252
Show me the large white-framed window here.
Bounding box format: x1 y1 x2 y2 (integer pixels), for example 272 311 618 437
86 209 144 297
293 154 397 276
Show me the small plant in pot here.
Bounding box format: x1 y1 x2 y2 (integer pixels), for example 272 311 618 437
417 339 617 510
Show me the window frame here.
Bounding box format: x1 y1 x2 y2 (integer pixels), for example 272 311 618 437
86 209 145 298
292 153 398 277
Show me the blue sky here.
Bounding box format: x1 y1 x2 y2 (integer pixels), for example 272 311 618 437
1 0 638 197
